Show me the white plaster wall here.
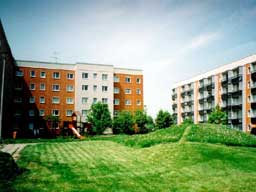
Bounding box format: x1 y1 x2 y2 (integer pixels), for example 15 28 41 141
75 63 114 118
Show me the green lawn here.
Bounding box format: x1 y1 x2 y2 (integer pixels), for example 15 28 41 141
2 124 256 192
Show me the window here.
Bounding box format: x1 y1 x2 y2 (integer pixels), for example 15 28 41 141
93 98 97 103
114 110 119 116
82 97 88 104
114 99 120 105
40 83 46 90
40 71 46 78
16 70 23 77
136 78 141 84
52 109 59 116
82 110 88 116
102 86 108 92
136 89 141 95
15 82 23 90
39 96 45 104
102 74 108 80
53 72 60 79
14 110 22 116
29 110 35 116
136 100 141 106
66 85 74 92
125 76 131 83
30 70 36 77
30 83 36 90
93 85 97 91
52 84 60 91
82 72 88 79
39 110 45 116
114 87 119 94
67 73 74 79
114 76 119 82
14 97 22 103
66 110 73 117
102 98 108 104
29 96 35 103
93 73 97 79
125 89 132 94
125 99 131 105
66 97 74 104
40 97 45 104
52 96 60 104
82 85 88 91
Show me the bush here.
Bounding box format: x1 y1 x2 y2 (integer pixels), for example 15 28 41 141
0 152 19 180
87 102 112 134
113 111 135 134
155 110 173 129
134 110 148 134
208 105 227 124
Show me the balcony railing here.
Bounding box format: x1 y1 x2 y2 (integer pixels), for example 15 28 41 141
250 111 256 118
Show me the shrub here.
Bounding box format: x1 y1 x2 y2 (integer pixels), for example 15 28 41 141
134 110 148 133
113 111 135 134
208 105 227 124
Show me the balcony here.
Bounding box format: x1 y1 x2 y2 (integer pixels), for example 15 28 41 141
251 95 256 103
250 110 256 118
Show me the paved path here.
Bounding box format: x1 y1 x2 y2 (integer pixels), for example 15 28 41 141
179 126 192 144
0 143 36 161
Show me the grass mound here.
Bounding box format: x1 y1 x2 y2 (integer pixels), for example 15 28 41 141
90 124 186 147
186 123 256 147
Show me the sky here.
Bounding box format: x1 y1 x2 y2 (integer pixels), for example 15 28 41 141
0 0 256 117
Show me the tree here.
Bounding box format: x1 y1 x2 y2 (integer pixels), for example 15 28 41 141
145 115 155 132
113 111 134 134
87 102 112 134
208 105 228 124
134 110 148 133
155 110 173 129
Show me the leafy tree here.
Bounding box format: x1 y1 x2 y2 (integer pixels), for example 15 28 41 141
155 110 173 129
208 105 228 125
87 102 112 134
113 111 134 134
145 115 155 132
134 110 148 133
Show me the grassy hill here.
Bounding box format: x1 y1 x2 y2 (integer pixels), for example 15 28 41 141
2 124 256 192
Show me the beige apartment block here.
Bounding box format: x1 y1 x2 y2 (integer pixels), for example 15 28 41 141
171 54 256 132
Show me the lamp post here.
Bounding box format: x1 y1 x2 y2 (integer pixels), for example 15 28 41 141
0 54 6 141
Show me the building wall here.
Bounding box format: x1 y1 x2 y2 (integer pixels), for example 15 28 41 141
75 63 114 119
113 68 143 114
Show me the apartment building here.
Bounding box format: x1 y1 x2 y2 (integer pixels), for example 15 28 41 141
13 60 143 137
113 68 144 116
172 55 256 132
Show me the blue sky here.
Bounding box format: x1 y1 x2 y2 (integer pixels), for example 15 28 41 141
1 0 256 117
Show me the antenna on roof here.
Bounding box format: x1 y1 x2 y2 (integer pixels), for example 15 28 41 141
51 51 59 63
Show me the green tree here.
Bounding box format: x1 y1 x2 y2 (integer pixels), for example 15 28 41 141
155 110 173 129
113 111 134 134
134 110 148 133
208 105 228 124
145 115 155 132
87 102 112 134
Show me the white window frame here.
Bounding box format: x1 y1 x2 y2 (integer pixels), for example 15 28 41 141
16 70 24 77
102 98 108 104
136 100 141 106
93 98 97 103
93 85 97 91
66 97 74 104
82 72 88 79
102 86 108 92
29 110 35 116
40 96 45 104
93 73 97 79
52 96 60 104
82 110 88 116
136 78 141 84
52 109 60 116
39 109 45 116
114 99 120 105
67 73 74 80
125 99 131 105
14 97 22 103
114 87 120 94
82 85 88 91
52 84 60 91
114 76 119 82
40 83 46 91
40 71 46 78
30 83 36 90
29 96 35 103
66 110 73 117
102 74 108 80
125 89 132 94
136 89 141 95
30 70 36 77
82 97 88 104
66 85 74 92
125 76 131 83
53 72 60 79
